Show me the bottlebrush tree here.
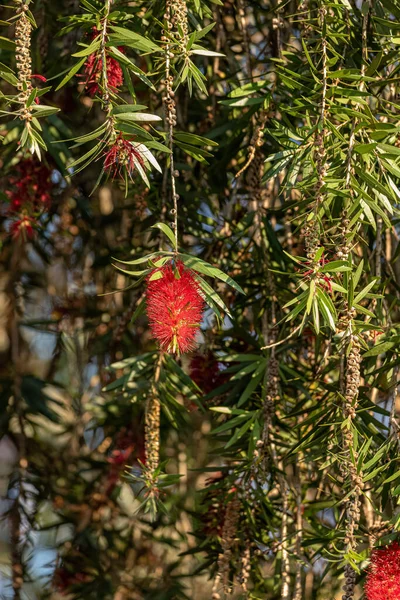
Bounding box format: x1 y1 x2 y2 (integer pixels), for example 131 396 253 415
0 0 400 599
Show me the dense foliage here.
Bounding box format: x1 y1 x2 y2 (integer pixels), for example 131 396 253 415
1 0 400 598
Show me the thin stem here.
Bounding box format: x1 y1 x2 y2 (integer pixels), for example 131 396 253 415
389 366 400 441
163 4 178 251
293 459 303 600
9 249 26 600
100 0 115 139
237 0 252 82
305 4 328 263
281 480 291 600
319 14 328 127
260 324 301 350
100 0 111 107
344 0 370 188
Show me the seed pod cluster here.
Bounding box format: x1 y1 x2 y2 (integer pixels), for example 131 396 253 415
336 211 351 260
162 74 177 128
238 542 251 591
144 393 160 475
340 337 363 600
15 2 33 122
342 564 357 600
169 0 188 50
262 355 279 451
212 493 241 599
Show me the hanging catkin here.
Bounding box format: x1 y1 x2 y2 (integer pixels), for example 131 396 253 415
15 2 33 123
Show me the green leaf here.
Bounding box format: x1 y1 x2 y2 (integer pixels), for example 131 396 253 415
152 223 177 250
316 288 336 330
70 123 108 147
320 261 351 273
212 412 250 434
174 132 218 147
312 297 320 334
191 47 225 57
237 362 266 407
224 413 256 448
72 38 101 58
306 280 315 315
111 264 150 277
363 465 387 482
112 252 172 266
148 270 163 281
353 259 364 289
363 340 397 357
178 254 245 295
194 22 216 41
131 297 146 324
115 112 162 123
330 282 347 294
0 36 15 51
0 66 18 86
68 142 103 169
108 26 161 52
228 80 268 98
112 104 148 115
174 141 213 158
195 275 232 319
353 279 378 305
31 105 60 118
354 143 377 155
55 57 86 91
219 96 265 107
108 46 155 90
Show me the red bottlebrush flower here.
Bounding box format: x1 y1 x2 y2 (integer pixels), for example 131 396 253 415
10 216 36 241
146 261 205 354
190 351 221 394
83 52 123 97
104 134 144 179
53 566 92 593
365 541 400 600
105 445 134 495
7 158 52 214
81 26 124 96
107 445 134 467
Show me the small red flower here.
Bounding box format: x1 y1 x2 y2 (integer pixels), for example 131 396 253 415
10 198 23 212
365 541 400 600
146 261 205 354
104 134 144 179
10 216 36 241
83 51 123 97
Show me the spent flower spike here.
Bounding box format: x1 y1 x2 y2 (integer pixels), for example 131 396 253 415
104 135 145 180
